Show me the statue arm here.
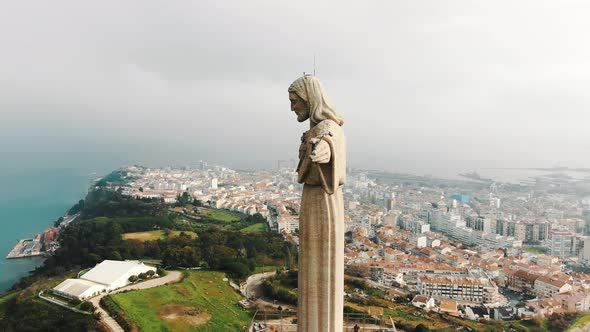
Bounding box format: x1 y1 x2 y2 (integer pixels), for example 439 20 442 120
309 138 331 164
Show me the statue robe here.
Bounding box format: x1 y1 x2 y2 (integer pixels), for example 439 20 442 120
296 119 346 332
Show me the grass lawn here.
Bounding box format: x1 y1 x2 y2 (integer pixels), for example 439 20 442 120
199 209 241 222
239 223 267 233
0 292 20 319
0 292 19 306
122 230 197 242
253 266 282 274
522 247 548 255
567 313 590 331
111 271 252 332
383 307 424 322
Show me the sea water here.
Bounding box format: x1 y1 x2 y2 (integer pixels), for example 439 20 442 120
0 169 93 292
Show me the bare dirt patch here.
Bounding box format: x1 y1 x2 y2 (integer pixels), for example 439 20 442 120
159 304 211 327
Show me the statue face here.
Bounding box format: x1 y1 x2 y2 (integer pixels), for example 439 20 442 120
289 91 309 122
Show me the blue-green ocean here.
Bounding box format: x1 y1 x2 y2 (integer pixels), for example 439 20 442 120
0 169 95 292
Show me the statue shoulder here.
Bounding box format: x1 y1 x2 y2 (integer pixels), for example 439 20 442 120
310 120 342 138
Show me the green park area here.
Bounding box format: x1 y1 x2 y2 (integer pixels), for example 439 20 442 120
111 271 251 332
239 223 267 233
179 207 267 233
199 208 241 222
253 265 282 274
122 230 198 242
522 247 548 255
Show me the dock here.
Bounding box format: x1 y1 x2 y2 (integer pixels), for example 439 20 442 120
6 239 44 259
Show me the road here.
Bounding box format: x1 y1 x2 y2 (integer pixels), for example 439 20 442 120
89 271 182 332
242 271 275 299
241 271 298 310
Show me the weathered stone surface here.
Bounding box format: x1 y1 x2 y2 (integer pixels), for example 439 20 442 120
288 75 346 332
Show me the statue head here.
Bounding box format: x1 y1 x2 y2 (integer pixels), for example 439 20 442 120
288 75 343 126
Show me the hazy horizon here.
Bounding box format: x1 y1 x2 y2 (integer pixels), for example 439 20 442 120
2 1 589 177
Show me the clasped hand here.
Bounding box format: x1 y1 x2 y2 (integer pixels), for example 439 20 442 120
309 138 331 164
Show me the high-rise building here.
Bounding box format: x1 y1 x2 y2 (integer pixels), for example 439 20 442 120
550 230 579 259
466 216 493 233
579 238 590 266
493 220 548 243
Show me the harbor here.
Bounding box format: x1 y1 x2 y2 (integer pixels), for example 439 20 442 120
6 239 44 259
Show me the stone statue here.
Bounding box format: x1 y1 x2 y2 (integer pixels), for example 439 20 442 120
288 75 346 332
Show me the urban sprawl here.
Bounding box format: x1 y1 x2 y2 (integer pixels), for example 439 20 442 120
13 162 590 322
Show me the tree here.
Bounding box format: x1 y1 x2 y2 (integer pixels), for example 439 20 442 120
54 217 64 227
220 261 251 280
128 275 138 283
146 270 155 277
110 250 122 261
80 302 95 312
68 199 85 215
347 264 369 278
176 191 191 206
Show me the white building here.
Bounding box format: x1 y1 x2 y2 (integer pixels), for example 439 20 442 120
579 238 590 265
550 230 578 258
53 260 157 300
417 275 499 305
413 236 427 248
278 216 299 233
52 279 106 301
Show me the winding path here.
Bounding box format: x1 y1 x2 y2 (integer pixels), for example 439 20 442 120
240 271 298 311
89 271 183 332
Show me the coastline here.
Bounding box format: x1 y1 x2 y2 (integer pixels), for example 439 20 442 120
5 213 80 261
0 170 93 293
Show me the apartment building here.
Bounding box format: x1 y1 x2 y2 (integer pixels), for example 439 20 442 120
534 275 572 298
417 276 487 304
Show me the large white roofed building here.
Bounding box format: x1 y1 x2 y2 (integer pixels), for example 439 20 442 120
52 260 157 300
53 278 106 300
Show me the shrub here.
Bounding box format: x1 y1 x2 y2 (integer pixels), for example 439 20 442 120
414 323 430 332
80 302 95 312
100 296 134 331
343 305 365 314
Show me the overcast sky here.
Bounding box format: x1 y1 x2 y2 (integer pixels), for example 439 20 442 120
1 1 589 177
